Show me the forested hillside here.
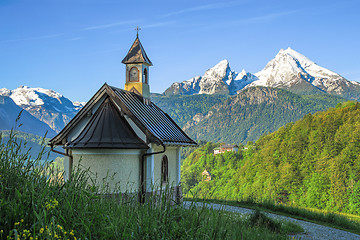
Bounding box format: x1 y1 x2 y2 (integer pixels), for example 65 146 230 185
153 87 344 144
0 130 61 161
151 93 227 127
182 101 360 215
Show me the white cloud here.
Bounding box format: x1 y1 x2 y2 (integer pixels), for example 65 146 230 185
83 20 141 30
0 33 62 44
160 1 245 18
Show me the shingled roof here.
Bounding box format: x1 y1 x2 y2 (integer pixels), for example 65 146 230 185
110 86 196 146
121 36 152 66
66 97 148 149
50 84 196 148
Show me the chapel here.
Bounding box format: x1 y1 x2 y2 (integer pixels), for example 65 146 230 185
49 33 196 202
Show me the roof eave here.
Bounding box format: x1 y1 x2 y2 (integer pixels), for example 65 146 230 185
49 83 113 146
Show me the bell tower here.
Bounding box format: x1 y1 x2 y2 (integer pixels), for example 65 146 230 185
122 28 152 100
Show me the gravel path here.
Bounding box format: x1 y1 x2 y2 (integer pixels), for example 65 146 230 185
184 201 360 240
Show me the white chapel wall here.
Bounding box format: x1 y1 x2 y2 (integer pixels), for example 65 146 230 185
71 149 142 193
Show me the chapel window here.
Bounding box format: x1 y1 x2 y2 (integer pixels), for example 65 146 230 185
161 155 168 184
144 68 148 84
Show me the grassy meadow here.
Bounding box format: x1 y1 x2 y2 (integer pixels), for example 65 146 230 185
0 130 303 239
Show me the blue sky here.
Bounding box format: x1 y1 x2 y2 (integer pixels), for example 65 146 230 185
0 0 359 102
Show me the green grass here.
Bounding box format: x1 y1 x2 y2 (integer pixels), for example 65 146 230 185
247 209 304 235
0 130 303 240
185 197 360 235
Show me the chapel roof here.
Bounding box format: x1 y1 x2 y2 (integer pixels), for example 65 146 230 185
66 97 149 149
121 36 153 66
111 86 196 146
50 84 196 148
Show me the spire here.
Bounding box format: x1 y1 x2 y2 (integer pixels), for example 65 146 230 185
121 34 152 66
135 26 141 37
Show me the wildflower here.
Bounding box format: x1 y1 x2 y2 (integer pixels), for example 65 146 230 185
14 222 20 226
39 228 44 234
45 199 59 210
20 219 24 223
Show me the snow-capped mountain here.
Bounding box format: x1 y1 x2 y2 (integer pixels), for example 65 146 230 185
164 48 360 100
248 47 360 99
0 95 56 137
0 86 85 133
164 60 258 95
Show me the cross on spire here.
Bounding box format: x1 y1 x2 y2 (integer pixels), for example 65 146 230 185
135 26 141 37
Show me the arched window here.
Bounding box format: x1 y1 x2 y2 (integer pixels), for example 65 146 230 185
129 67 139 82
143 68 148 84
161 155 168 184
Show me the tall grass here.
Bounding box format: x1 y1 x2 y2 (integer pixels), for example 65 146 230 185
0 130 298 239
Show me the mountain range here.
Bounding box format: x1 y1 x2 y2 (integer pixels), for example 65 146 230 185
165 48 360 100
0 86 84 137
0 47 357 143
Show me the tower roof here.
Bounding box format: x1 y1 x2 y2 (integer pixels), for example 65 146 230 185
121 36 153 66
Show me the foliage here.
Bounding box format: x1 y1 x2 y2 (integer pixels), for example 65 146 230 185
153 88 345 144
0 130 295 239
186 87 345 144
182 102 360 217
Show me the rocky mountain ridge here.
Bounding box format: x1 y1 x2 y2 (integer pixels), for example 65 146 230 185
0 86 85 135
164 60 258 96
165 48 360 100
0 95 56 137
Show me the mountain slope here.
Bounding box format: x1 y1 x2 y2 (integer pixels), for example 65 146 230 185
182 101 360 215
183 87 345 144
0 86 84 133
0 130 62 160
151 93 227 128
0 96 56 137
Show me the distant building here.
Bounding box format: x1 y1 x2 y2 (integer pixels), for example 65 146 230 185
202 169 211 181
213 144 239 155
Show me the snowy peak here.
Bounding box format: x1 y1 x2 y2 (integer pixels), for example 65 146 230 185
9 86 62 107
165 47 360 99
204 59 231 80
278 47 314 66
248 47 360 99
257 47 340 81
1 86 84 112
0 86 85 133
164 60 257 95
